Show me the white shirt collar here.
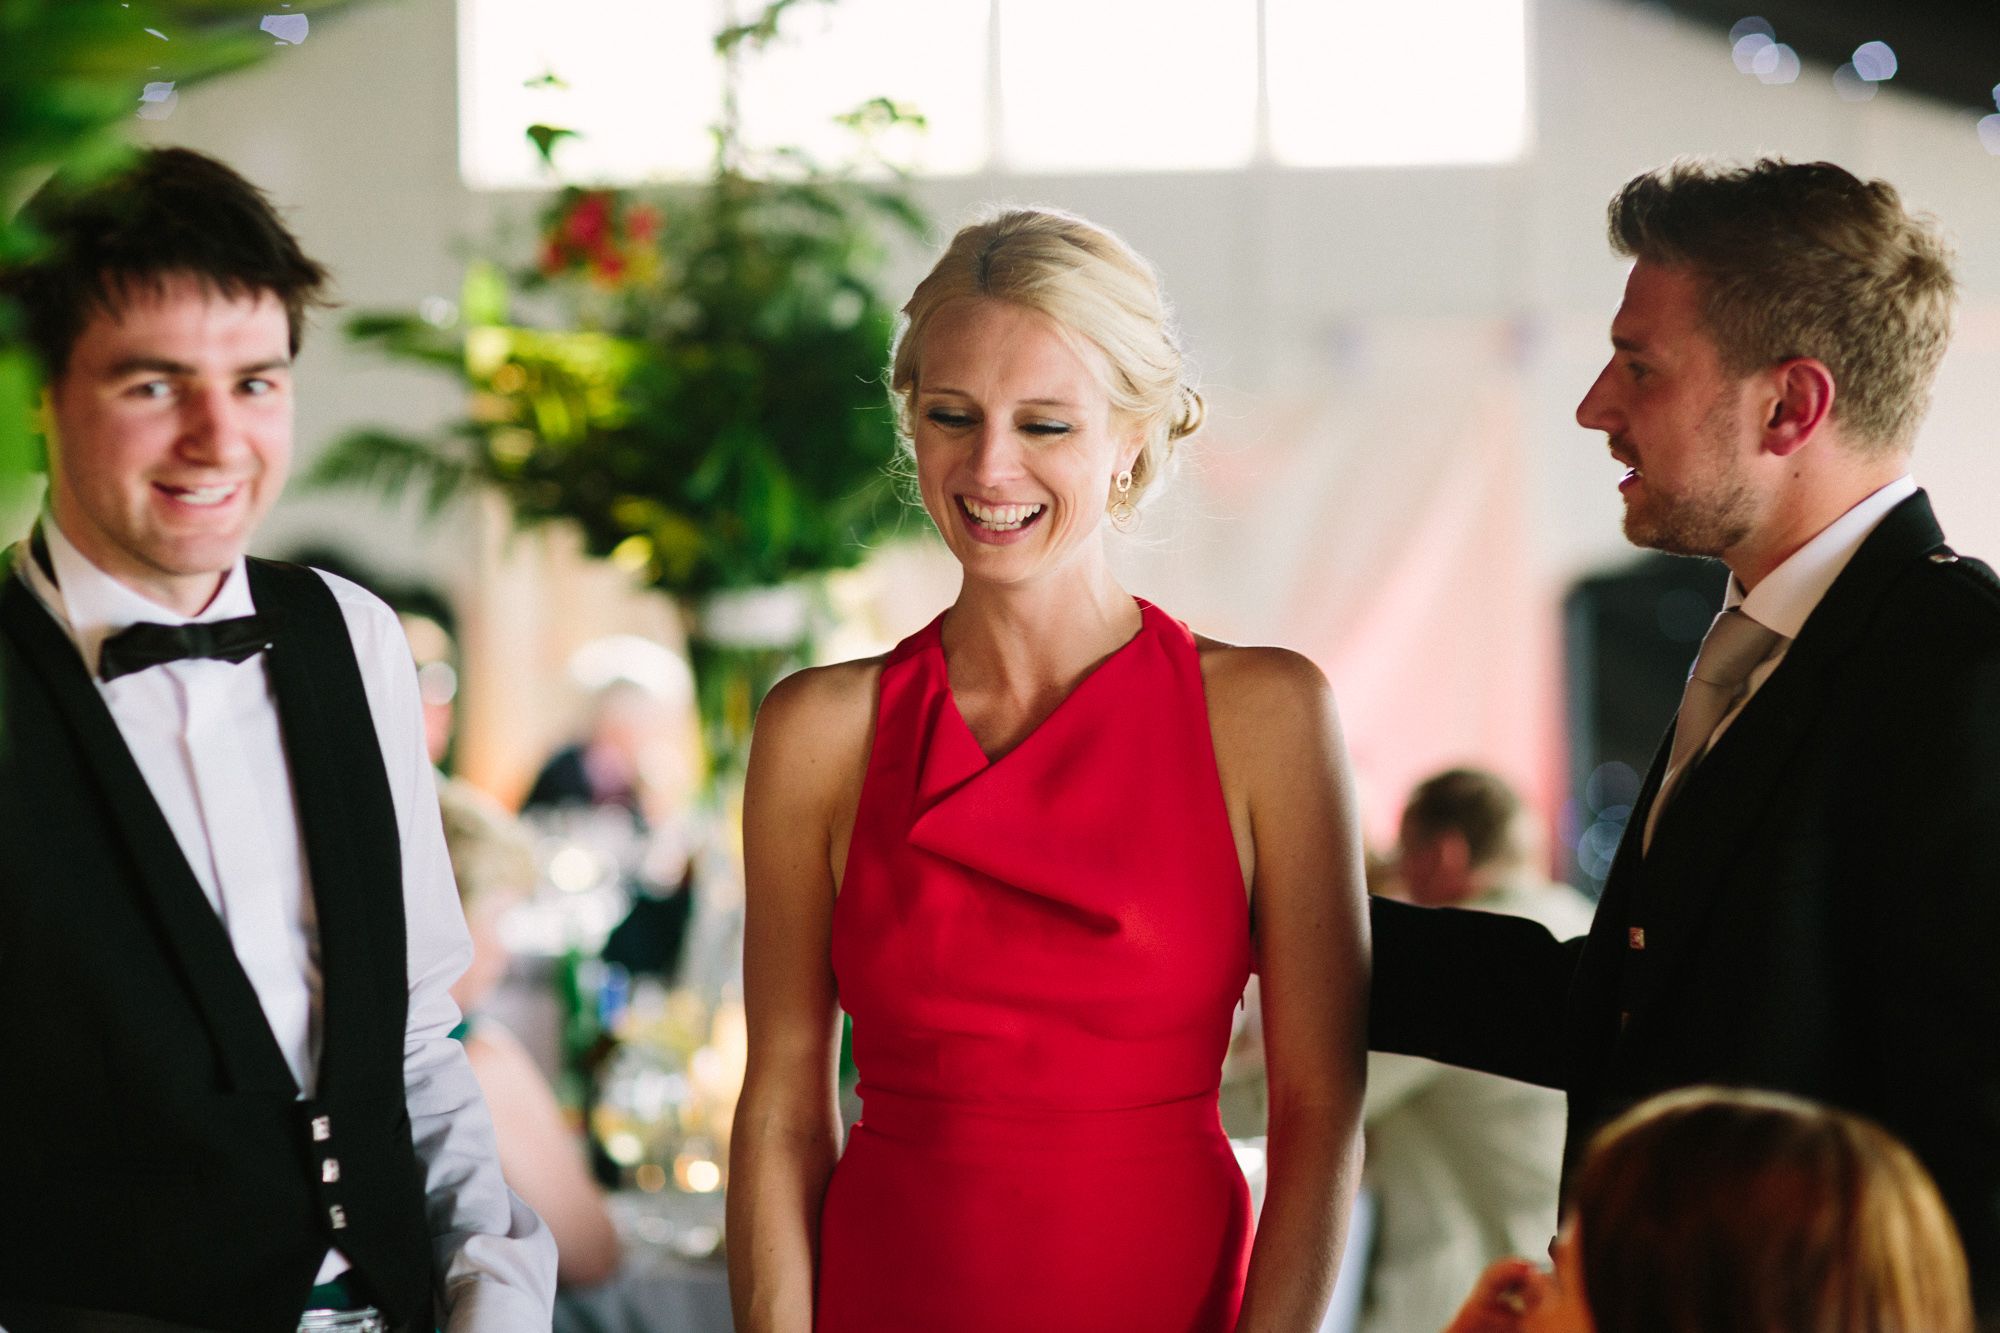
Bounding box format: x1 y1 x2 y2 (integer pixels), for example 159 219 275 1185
22 515 257 677
1725 475 1918 639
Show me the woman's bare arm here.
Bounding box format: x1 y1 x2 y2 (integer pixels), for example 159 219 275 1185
1205 645 1369 1333
726 663 876 1332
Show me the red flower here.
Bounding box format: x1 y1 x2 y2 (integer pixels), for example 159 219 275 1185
626 205 663 243
563 192 613 249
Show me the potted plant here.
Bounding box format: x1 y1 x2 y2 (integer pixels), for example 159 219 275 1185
315 0 928 783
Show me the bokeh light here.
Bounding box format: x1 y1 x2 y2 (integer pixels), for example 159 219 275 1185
1755 43 1800 85
1654 588 1712 644
1727 16 1775 44
1731 32 1773 74
1850 40 1897 82
260 13 309 45
1832 64 1878 102
1585 761 1641 815
137 80 179 121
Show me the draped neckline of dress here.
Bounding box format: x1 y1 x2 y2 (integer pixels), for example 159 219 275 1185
932 595 1157 767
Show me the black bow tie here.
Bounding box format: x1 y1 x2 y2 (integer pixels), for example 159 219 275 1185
98 616 273 683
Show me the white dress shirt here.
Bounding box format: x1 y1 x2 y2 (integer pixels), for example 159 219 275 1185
1704 474 1919 750
17 520 555 1329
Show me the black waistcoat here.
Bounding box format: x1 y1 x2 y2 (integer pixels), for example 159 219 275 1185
0 556 436 1333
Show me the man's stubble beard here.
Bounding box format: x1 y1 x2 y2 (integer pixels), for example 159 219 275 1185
1621 390 1758 559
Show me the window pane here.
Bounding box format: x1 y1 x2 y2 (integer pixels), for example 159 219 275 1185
458 0 723 189
998 0 1257 172
1266 0 1528 167
737 0 989 176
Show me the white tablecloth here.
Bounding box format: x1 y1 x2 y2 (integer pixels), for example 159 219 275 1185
553 1191 732 1333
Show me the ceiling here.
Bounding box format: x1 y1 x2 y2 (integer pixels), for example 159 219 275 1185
1643 0 2000 113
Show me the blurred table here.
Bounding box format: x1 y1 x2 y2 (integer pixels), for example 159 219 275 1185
553 1151 1366 1333
553 1190 732 1333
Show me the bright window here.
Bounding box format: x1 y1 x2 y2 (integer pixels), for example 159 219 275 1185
736 0 988 175
458 0 1530 188
458 0 721 187
1265 0 1529 167
996 0 1258 172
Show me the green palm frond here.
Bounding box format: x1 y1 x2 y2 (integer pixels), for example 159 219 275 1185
308 427 482 518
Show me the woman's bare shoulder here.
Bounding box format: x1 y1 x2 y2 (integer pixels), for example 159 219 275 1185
749 656 889 784
760 656 886 722
1192 636 1341 795
1193 635 1334 713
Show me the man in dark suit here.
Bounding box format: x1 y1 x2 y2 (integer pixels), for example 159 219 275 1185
1371 157 2000 1319
0 149 555 1329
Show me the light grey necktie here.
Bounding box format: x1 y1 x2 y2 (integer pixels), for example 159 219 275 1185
1643 608 1784 852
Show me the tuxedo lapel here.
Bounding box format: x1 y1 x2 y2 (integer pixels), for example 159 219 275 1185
1626 649 1826 991
1610 491 1946 1018
0 576 297 1095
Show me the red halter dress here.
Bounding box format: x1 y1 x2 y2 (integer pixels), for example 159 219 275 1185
815 600 1254 1332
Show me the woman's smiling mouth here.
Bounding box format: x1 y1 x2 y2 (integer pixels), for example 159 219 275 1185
958 496 1045 533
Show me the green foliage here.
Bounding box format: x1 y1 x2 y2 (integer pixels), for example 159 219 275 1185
712 0 839 60
306 424 480 518
524 123 579 165
316 7 930 601
0 347 41 503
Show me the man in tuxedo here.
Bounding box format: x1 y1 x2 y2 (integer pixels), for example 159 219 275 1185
0 149 555 1329
1371 157 2000 1318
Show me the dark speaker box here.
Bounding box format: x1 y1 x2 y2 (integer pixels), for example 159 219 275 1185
1560 553 1726 896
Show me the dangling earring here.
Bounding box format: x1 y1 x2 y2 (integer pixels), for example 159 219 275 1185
1108 468 1136 530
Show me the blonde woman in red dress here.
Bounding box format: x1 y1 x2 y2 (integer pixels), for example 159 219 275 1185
728 208 1368 1332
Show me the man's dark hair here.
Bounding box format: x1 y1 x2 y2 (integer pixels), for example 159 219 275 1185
1400 767 1523 871
1 146 331 379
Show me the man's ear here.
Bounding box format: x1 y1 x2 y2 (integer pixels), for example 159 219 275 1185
1762 358 1836 458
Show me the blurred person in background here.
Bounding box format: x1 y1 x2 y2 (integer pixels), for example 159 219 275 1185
396 604 460 767
1362 769 1593 1333
437 777 625 1288
523 648 701 984
524 676 667 820
1445 1087 1974 1333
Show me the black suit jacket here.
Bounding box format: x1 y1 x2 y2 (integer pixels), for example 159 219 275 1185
1372 490 2000 1316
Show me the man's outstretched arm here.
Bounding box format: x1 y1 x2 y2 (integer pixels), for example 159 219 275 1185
1369 896 1586 1090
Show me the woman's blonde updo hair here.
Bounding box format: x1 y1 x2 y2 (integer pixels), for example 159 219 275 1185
890 208 1203 519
